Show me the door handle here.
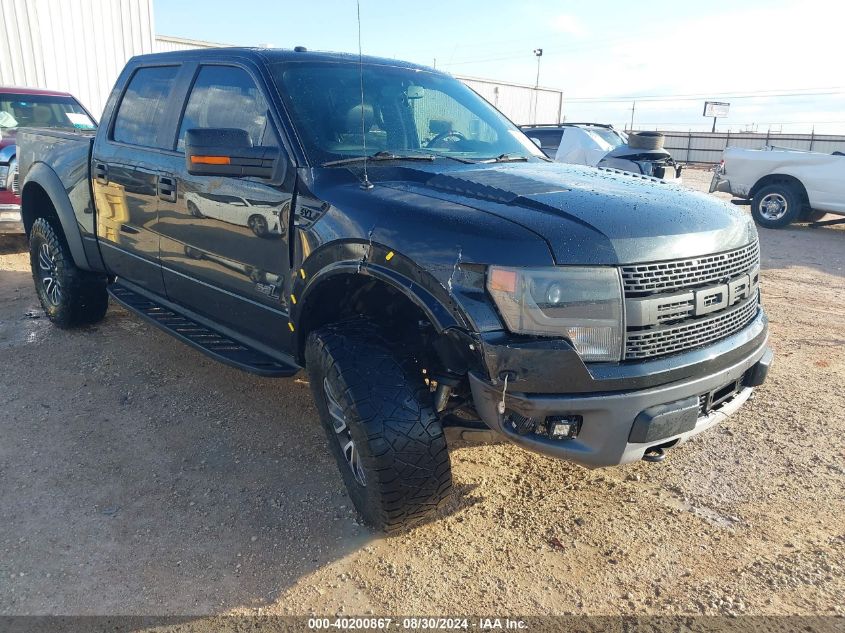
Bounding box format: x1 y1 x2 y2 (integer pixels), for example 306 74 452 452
119 224 139 234
158 176 177 202
94 163 108 184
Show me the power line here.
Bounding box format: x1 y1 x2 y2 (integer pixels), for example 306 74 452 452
622 119 845 126
567 88 845 103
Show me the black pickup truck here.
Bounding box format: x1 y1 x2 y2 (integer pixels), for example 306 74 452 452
17 48 772 531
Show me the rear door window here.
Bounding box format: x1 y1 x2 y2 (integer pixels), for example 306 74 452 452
112 66 180 148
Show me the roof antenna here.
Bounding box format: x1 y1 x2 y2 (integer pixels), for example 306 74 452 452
356 0 373 190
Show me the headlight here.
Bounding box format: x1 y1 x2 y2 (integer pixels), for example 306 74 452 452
487 266 624 362
0 164 8 190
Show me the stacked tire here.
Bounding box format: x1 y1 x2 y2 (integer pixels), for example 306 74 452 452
627 131 665 151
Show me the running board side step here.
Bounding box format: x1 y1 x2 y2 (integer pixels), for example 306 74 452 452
108 284 299 377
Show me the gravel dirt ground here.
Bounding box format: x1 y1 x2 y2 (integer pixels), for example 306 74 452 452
0 168 843 618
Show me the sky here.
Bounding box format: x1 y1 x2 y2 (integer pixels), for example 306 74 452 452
154 0 845 133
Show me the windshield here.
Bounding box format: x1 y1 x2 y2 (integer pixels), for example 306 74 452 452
587 127 626 148
270 62 545 165
0 94 96 130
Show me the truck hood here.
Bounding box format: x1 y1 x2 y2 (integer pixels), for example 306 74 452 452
366 161 755 265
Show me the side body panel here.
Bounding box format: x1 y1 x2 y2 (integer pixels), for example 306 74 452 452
92 141 166 293
724 147 845 214
155 58 297 352
157 156 295 351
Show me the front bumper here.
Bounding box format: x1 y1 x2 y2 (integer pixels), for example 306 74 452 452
469 337 772 468
709 169 732 194
0 204 23 234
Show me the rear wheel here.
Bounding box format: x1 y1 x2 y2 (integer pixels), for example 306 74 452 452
305 320 452 532
751 183 803 228
248 214 269 237
28 217 108 328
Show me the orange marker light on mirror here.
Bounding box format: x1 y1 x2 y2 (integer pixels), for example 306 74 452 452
191 155 231 165
489 268 517 293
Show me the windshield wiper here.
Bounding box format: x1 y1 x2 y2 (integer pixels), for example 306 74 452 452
480 154 530 163
321 151 436 167
430 154 481 164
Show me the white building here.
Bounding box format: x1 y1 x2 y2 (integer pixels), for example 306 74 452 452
0 0 155 117
0 0 564 124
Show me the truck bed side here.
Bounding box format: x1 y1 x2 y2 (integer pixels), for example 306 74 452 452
17 128 102 271
723 146 845 214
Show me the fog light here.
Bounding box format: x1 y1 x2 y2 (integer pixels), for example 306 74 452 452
547 415 582 440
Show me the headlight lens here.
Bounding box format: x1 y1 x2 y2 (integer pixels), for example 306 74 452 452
487 266 624 362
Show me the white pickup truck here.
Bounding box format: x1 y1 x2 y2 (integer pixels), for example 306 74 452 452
710 146 845 228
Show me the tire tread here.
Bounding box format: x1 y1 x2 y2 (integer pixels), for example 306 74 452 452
305 320 452 532
29 217 108 328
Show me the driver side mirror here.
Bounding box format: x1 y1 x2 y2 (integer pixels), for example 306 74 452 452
185 128 280 179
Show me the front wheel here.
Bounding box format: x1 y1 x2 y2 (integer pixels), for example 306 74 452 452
305 321 452 532
187 200 204 218
28 217 108 328
751 183 803 228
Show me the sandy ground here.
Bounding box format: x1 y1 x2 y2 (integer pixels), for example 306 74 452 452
0 168 843 617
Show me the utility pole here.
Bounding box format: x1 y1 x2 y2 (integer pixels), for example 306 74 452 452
629 100 636 131
532 48 543 124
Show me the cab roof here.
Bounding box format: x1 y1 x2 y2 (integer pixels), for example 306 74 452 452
0 86 75 97
128 47 438 73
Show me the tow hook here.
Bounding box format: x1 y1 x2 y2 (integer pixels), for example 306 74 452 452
642 446 667 463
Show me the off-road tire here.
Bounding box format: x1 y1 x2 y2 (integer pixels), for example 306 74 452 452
305 320 452 532
28 217 108 328
751 183 803 228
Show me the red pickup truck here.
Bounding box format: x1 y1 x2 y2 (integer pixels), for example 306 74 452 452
0 86 97 234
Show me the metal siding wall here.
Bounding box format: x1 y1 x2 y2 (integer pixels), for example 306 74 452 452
660 131 845 164
156 38 190 53
155 36 223 52
458 77 562 125
0 0 154 118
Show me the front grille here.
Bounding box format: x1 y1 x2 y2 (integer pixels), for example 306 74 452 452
621 239 760 360
11 164 19 195
625 295 758 359
621 241 759 294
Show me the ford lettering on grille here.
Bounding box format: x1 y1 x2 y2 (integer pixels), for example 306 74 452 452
622 242 760 359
